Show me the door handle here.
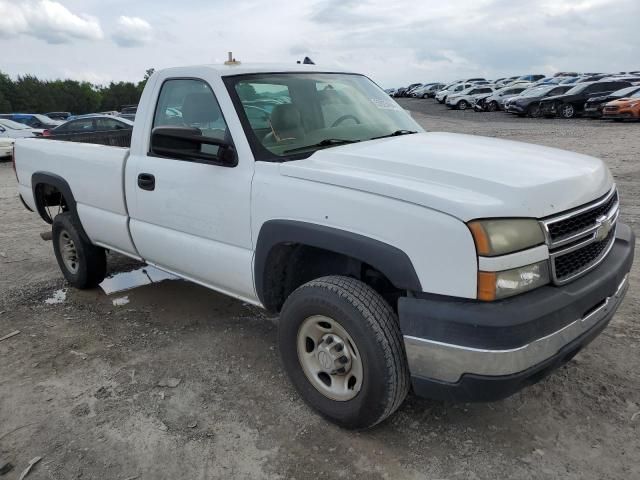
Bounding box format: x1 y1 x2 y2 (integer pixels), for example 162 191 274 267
137 173 155 191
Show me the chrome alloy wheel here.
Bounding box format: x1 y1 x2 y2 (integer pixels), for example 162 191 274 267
59 230 79 274
297 315 363 401
561 104 575 118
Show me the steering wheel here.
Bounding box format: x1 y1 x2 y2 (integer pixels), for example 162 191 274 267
331 115 361 127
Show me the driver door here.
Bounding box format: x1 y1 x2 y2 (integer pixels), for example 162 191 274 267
126 77 256 302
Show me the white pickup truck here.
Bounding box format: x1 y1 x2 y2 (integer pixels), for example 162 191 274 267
13 64 634 429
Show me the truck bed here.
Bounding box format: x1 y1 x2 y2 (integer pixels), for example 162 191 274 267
15 137 137 257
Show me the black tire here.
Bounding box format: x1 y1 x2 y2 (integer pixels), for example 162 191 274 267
52 212 107 289
278 276 410 429
457 100 469 110
487 101 498 112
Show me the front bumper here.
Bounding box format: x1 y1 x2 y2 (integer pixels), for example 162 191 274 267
603 111 638 120
583 105 602 117
399 224 634 402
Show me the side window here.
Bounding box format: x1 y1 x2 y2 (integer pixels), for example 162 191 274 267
26 117 42 127
153 78 229 158
588 83 609 93
96 118 129 130
66 119 95 132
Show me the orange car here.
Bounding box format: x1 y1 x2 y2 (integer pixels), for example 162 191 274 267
602 91 640 120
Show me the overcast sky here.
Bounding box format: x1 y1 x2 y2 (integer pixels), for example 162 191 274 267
1 0 638 87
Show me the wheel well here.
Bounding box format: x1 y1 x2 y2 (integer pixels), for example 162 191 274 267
34 182 69 224
261 243 403 313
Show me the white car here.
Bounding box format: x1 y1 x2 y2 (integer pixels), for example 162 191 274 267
0 118 42 138
435 82 473 103
13 63 634 429
446 86 495 109
0 137 13 158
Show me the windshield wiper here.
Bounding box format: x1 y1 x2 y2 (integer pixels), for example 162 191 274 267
283 138 360 154
370 130 417 140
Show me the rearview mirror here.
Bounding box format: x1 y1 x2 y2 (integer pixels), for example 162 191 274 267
150 126 237 167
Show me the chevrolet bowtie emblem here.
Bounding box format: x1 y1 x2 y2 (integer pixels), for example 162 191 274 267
594 215 613 242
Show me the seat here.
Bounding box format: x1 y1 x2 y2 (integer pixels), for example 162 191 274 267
263 104 304 146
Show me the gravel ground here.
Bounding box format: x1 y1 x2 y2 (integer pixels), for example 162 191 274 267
1 101 639 479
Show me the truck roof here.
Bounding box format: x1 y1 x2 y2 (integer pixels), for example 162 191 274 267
156 63 350 78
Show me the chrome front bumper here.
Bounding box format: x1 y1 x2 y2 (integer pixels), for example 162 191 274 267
404 274 629 384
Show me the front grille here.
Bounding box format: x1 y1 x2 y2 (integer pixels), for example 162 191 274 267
547 190 618 242
553 229 615 281
542 186 619 284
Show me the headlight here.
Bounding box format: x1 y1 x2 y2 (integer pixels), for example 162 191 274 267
467 218 545 256
478 261 550 301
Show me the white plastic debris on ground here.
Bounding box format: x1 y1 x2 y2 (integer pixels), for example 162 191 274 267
112 296 130 306
44 289 67 305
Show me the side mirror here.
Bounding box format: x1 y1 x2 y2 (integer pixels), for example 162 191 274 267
0 126 5 133
150 126 237 167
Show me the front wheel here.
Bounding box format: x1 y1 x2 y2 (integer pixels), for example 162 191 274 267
278 276 410 429
52 212 107 289
559 103 576 119
487 101 498 112
527 104 542 118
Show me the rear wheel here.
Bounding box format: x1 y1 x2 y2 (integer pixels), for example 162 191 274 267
487 101 498 112
278 276 409 429
52 212 107 289
457 100 469 110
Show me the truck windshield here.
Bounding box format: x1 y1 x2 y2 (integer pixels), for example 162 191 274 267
225 73 422 160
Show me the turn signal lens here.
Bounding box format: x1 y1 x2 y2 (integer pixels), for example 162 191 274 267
478 261 550 301
477 271 497 301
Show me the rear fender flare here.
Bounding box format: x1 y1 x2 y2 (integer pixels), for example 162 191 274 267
31 172 91 243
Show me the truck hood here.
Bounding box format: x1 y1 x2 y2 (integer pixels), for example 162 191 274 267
279 132 612 221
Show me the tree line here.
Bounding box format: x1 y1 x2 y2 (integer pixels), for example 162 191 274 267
0 69 154 115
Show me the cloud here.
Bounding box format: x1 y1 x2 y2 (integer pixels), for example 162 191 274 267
311 0 380 25
112 16 152 47
0 0 103 44
1 0 638 87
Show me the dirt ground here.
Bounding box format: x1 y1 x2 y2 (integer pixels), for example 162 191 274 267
1 101 639 480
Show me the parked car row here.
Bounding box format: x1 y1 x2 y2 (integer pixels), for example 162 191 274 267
390 72 640 121
0 107 138 151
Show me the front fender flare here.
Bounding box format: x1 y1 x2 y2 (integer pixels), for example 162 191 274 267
254 220 422 305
